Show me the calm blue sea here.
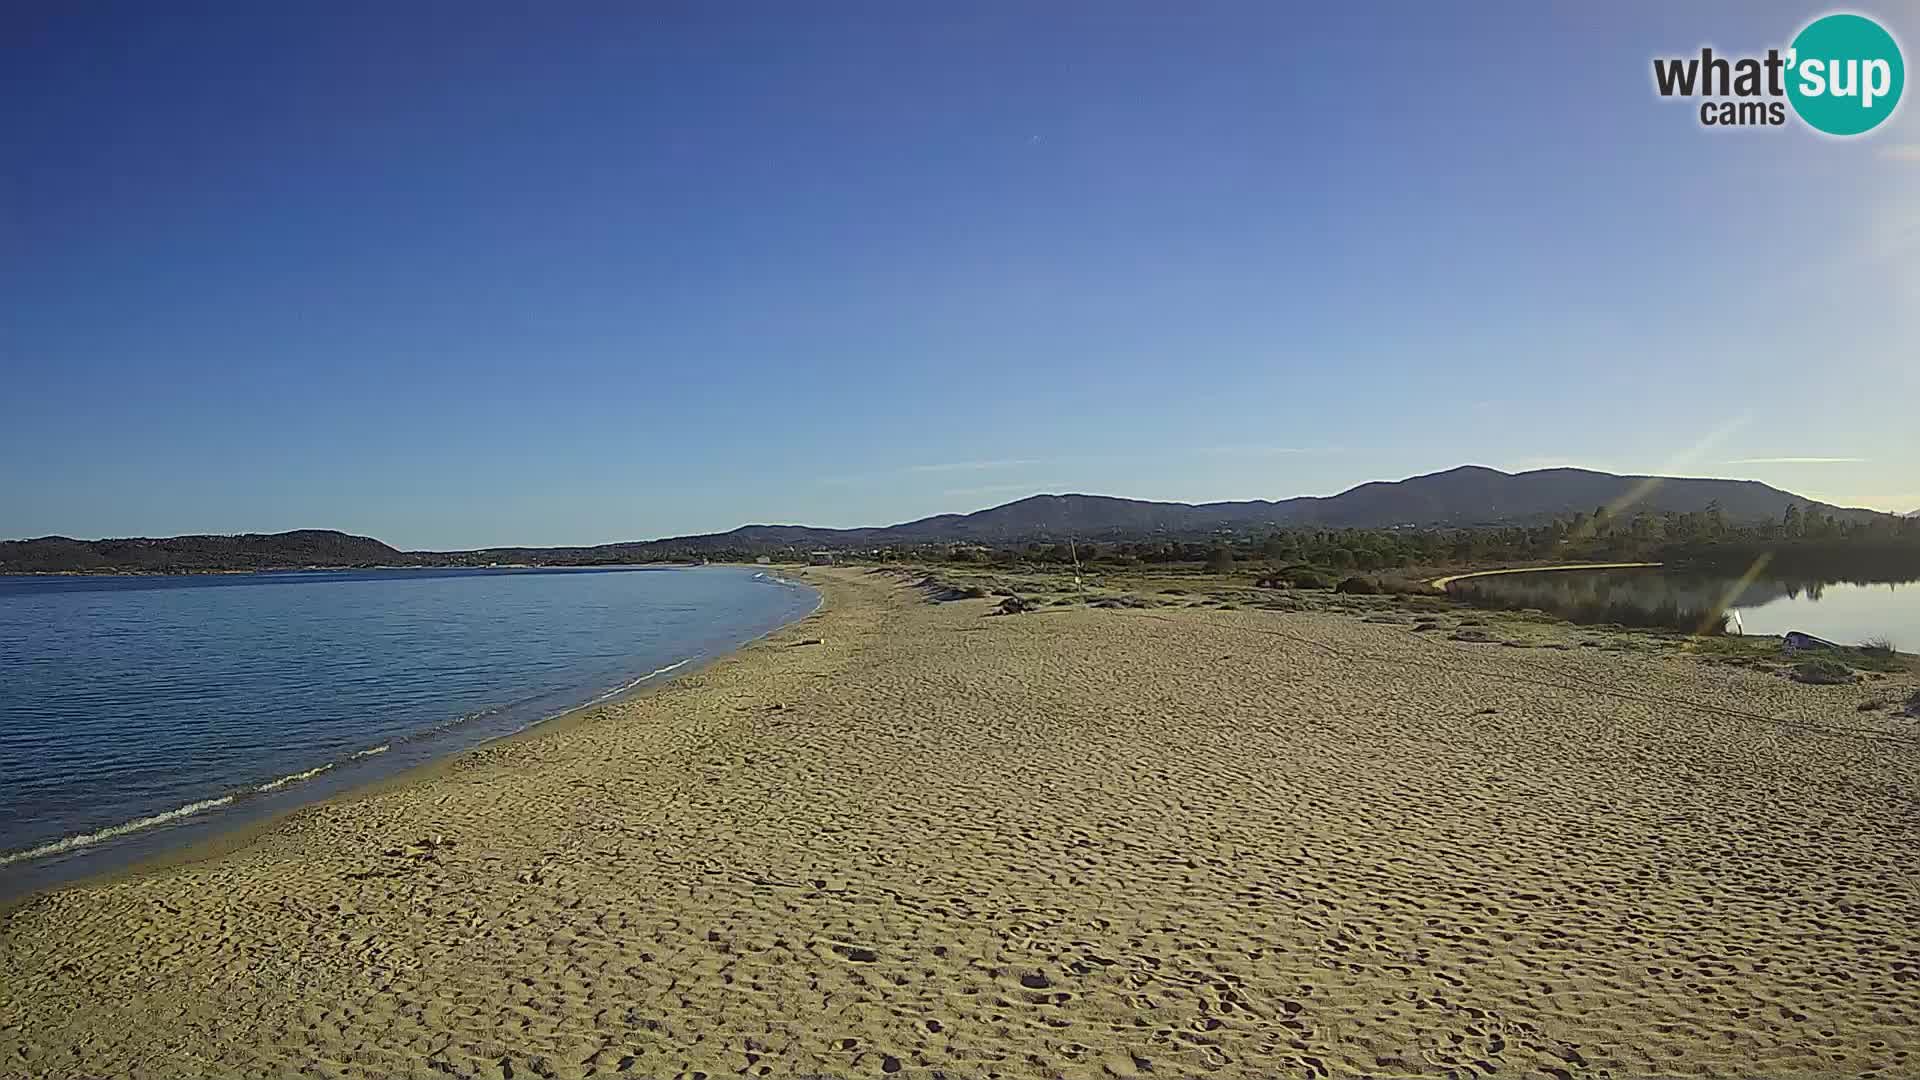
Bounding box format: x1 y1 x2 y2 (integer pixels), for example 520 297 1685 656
0 565 816 898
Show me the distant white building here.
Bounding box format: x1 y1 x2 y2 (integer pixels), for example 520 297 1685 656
755 556 771 565
808 551 835 566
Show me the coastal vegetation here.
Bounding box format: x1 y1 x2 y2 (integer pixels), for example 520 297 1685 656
911 502 1920 579
0 530 407 574
1792 656 1856 685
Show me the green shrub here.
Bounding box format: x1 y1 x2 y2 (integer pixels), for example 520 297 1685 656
1335 575 1381 595
1853 638 1905 670
1286 568 1337 589
1791 657 1854 685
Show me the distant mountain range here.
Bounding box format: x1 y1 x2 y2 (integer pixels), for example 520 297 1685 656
606 465 1878 550
0 465 1886 573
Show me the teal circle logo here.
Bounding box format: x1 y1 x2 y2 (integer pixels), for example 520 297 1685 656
1787 13 1904 135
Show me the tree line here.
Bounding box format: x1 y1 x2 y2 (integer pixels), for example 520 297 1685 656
905 503 1920 581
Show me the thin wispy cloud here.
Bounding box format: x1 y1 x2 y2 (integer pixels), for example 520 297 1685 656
906 458 1047 474
942 482 1057 499
1504 456 1610 472
833 444 1343 486
817 458 1048 487
1193 444 1338 457
1723 456 1867 465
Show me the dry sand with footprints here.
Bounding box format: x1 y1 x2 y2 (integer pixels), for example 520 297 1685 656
4 565 1918 1079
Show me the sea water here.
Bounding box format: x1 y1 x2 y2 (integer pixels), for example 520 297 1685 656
0 565 816 898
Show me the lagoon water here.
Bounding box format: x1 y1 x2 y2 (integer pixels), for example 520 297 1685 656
0 566 816 898
1454 568 1920 650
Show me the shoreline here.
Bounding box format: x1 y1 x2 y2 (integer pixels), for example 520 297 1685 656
6 566 1916 1078
0 568 823 912
0 561 702 578
1427 560 1665 590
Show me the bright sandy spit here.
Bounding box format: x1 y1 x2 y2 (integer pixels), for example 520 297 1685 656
3 566 1917 1079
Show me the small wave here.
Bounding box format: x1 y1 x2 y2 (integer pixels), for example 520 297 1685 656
255 762 335 792
585 657 694 706
0 795 237 868
646 656 693 679
480 657 702 747
351 743 390 759
396 702 509 745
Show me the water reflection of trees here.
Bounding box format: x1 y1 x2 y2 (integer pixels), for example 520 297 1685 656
1451 568 1913 630
1465 569 1912 608
1681 544 1920 587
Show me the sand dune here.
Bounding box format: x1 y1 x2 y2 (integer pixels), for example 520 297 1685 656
3 567 1917 1079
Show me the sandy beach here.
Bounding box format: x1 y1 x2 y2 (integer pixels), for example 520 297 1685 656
3 566 1917 1079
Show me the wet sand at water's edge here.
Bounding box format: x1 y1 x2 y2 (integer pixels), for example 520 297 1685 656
3 566 1917 1078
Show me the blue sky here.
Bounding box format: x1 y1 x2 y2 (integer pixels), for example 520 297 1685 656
4 2 1915 548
